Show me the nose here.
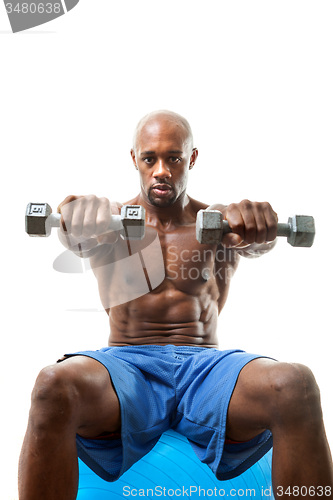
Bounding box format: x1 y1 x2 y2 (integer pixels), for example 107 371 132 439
153 160 171 180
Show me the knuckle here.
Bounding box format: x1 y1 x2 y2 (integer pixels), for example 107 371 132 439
230 219 243 232
256 222 266 234
85 194 97 205
263 201 277 220
58 195 76 212
246 221 256 233
99 196 109 206
64 195 78 204
226 203 237 214
261 201 271 210
254 201 272 214
240 199 252 209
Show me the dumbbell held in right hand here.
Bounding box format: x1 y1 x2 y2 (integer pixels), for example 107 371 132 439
25 202 146 240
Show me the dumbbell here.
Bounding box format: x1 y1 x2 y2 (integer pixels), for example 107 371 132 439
196 210 315 247
25 203 146 240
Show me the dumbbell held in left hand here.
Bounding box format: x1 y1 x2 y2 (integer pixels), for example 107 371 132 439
196 209 315 247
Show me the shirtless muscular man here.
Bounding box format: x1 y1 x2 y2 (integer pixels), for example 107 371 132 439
19 110 333 500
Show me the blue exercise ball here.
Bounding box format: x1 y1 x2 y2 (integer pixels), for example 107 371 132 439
77 430 273 499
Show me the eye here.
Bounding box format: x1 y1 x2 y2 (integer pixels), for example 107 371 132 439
169 156 182 164
142 157 155 165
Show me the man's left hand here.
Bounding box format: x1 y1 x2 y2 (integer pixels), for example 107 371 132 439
221 200 278 249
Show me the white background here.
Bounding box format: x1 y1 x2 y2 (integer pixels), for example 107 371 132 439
1 1 332 498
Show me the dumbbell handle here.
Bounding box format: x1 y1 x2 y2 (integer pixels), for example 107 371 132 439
221 219 292 238
46 212 123 232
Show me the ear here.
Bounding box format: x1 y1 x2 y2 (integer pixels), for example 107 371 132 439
189 148 198 170
130 149 138 170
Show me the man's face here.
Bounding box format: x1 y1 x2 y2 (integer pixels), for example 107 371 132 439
131 118 197 208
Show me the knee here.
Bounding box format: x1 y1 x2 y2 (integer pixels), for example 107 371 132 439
30 364 79 429
267 362 322 426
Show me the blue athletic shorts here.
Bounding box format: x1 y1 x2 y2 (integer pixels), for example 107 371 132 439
65 345 273 482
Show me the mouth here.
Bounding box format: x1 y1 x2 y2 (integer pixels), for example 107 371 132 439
151 184 173 196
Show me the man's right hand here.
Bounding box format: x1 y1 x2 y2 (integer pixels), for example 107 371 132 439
57 195 120 252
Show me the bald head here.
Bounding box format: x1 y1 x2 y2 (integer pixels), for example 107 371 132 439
130 110 198 208
132 110 194 153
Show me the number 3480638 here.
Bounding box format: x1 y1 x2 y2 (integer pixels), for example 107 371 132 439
5 3 62 14
276 486 332 497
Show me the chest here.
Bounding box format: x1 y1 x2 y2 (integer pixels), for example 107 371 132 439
108 225 233 296
147 226 220 296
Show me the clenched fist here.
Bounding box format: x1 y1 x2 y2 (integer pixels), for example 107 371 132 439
221 200 278 249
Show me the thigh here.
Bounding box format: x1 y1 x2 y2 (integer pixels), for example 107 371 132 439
56 355 121 438
226 357 278 442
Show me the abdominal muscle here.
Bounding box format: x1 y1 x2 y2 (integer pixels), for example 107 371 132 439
107 286 220 348
91 219 233 349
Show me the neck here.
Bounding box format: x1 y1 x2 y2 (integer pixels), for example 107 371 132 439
137 191 190 227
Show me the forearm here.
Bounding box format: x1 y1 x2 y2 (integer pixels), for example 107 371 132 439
236 239 277 258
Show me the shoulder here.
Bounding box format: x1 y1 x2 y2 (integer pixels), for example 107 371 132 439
187 196 210 214
187 197 229 213
123 194 141 206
